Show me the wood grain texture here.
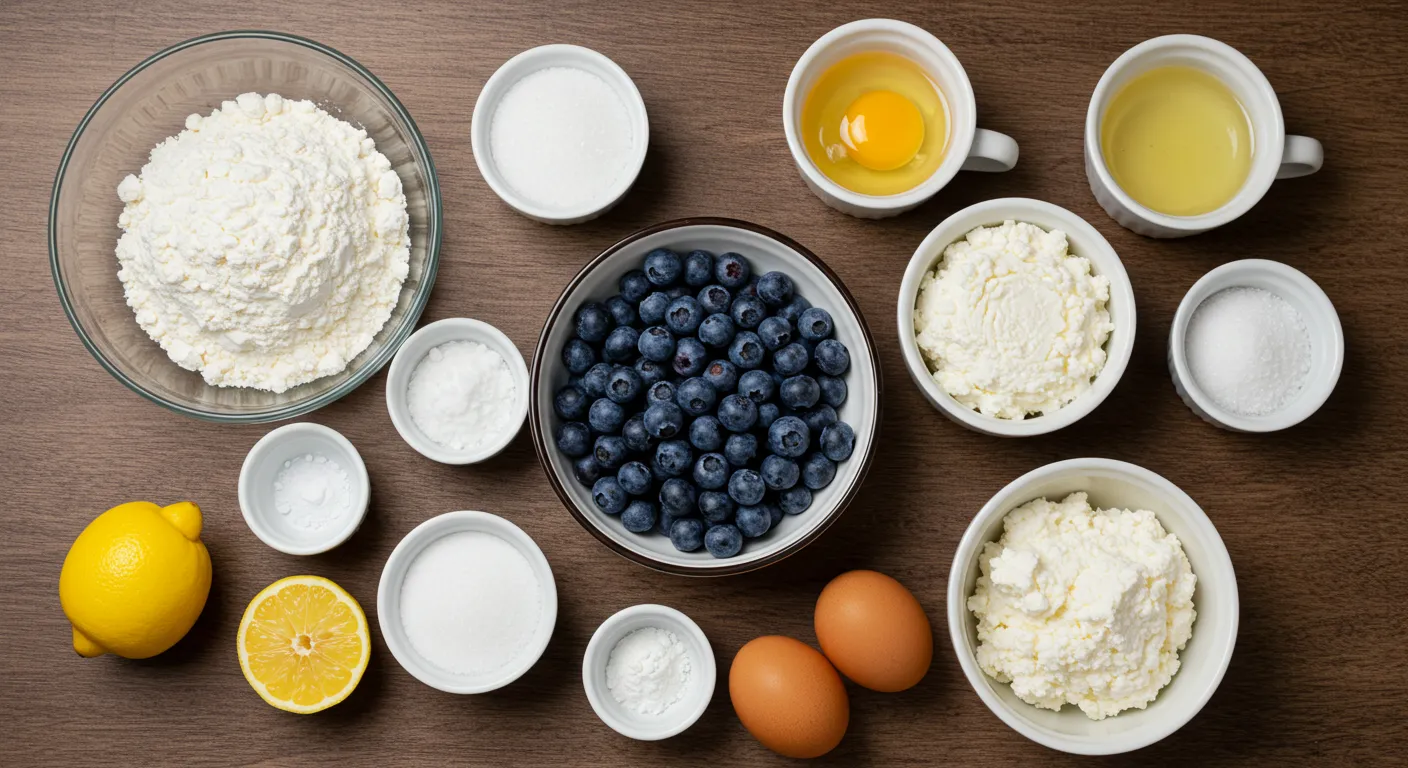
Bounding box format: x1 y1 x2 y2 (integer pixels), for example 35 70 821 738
2 0 1406 765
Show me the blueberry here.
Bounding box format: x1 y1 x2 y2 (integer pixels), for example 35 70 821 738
589 398 626 434
728 332 765 369
621 500 658 532
619 269 652 303
802 452 837 490
606 295 638 327
555 422 592 457
698 313 736 347
818 375 848 407
797 307 834 341
684 250 715 287
702 359 739 393
697 284 733 316
582 363 613 398
562 338 596 375
814 339 850 376
761 455 800 490
704 523 743 558
656 508 685 537
822 422 856 461
693 452 730 490
756 271 795 307
594 435 629 469
768 416 810 458
669 517 705 552
659 477 698 516
775 294 812 324
735 505 772 538
739 275 760 297
592 477 628 515
757 402 781 430
666 285 690 299
779 486 812 515
647 380 677 406
765 503 784 527
622 414 654 453
772 343 810 377
738 370 775 403
665 296 704 335
575 302 614 343
717 393 758 432
655 439 694 477
724 432 759 466
802 404 838 436
644 248 683 286
604 326 640 364
676 377 718 416
689 414 725 451
730 296 766 329
554 385 589 421
757 316 793 351
673 337 708 377
728 469 766 506
714 252 751 288
698 491 735 523
606 370 642 406
780 375 821 410
639 292 670 325
634 357 666 387
644 401 685 438
573 455 603 487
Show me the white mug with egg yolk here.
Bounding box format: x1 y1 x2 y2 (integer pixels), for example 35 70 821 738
1085 34 1324 238
783 19 1020 219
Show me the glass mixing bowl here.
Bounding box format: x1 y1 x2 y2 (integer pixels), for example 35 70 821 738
49 31 442 423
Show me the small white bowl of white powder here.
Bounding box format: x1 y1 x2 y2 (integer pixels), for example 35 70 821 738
387 318 529 464
238 422 371 555
582 604 715 740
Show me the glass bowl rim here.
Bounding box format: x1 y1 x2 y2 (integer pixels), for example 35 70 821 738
48 29 443 423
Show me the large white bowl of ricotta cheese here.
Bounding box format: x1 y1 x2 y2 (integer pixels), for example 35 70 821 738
949 458 1238 755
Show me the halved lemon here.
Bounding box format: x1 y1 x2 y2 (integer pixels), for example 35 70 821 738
237 575 370 714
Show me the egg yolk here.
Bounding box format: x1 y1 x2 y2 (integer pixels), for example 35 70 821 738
840 90 924 172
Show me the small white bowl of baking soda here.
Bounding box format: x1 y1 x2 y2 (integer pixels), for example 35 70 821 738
238 422 370 555
582 604 716 740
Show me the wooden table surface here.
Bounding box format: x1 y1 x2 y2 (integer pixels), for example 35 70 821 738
4 0 1406 765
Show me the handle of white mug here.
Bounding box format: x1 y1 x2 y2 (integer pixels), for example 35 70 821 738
962 129 1019 172
1278 135 1323 179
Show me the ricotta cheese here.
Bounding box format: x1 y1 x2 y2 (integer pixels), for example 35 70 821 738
913 221 1113 419
967 493 1197 720
115 92 410 393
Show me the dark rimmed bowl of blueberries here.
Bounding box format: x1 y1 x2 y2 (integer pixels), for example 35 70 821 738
529 218 881 576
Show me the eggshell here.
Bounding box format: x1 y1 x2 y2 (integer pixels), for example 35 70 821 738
729 635 849 758
815 570 933 692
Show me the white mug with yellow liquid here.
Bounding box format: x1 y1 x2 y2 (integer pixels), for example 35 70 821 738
784 19 1019 219
1085 35 1323 238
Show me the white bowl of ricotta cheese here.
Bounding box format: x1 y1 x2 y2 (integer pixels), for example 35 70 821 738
897 198 1135 436
949 458 1238 755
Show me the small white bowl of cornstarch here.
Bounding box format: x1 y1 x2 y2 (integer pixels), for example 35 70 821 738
582 604 716 740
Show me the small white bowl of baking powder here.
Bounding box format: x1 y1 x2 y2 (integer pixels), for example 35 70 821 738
387 318 530 464
238 422 371 555
582 604 716 740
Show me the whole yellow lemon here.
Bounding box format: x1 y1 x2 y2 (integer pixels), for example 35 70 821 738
59 501 212 659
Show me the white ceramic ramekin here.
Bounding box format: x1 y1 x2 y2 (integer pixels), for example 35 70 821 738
386 317 530 464
377 511 558 694
471 44 649 225
237 422 370 555
582 604 716 740
897 198 1135 436
1085 35 1323 238
1169 259 1343 432
782 19 1018 219
949 458 1238 755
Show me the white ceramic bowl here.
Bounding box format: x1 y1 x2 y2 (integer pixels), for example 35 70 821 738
386 317 530 464
948 458 1238 755
377 511 558 694
530 218 881 576
582 604 716 740
1169 259 1343 432
470 44 649 225
237 422 370 555
897 198 1136 436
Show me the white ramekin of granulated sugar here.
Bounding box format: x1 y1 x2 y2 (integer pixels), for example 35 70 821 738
1169 259 1343 432
471 45 650 225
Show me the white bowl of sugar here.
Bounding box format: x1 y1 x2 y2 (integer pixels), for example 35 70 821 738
238 422 371 555
1169 259 1343 432
378 511 558 694
471 44 649 225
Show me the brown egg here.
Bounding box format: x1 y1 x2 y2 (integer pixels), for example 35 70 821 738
729 635 849 758
814 570 933 692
